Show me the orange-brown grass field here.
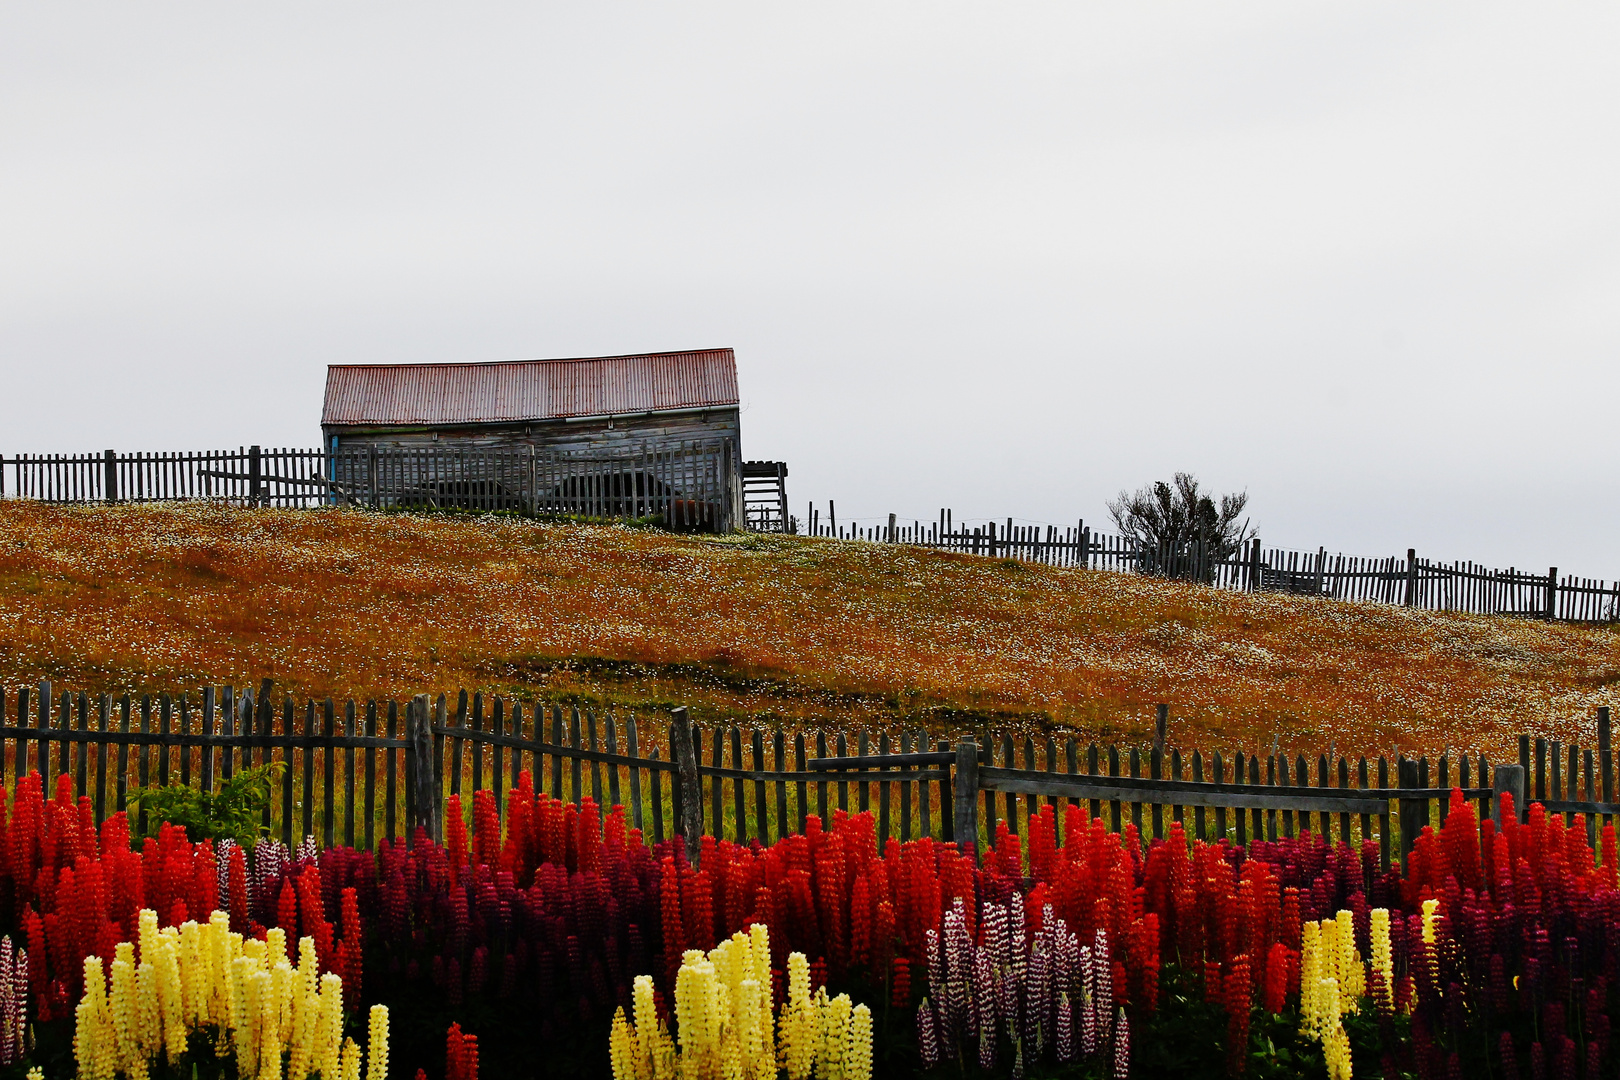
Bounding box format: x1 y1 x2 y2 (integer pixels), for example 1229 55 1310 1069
0 500 1616 759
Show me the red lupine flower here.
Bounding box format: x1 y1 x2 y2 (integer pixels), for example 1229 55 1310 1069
277 880 299 939
1261 943 1289 1014
1224 954 1251 1076
892 955 910 1009
339 887 363 1000
470 791 495 872
660 856 685 987
445 795 468 886
848 873 871 968
227 844 252 936
445 1022 479 1080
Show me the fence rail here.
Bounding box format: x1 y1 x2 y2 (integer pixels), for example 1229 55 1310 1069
803 506 1620 623
2 681 1607 879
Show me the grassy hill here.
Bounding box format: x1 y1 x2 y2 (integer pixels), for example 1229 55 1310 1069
0 501 1616 758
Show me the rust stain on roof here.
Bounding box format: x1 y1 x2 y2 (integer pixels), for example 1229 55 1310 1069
322 349 739 427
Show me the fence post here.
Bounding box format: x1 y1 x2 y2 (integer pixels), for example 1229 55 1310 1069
887 512 897 544
1397 757 1427 866
669 707 703 864
1404 549 1417 607
954 740 979 863
1547 567 1559 620
249 446 262 506
1601 707 1613 829
1248 538 1262 591
104 450 118 504
408 695 439 843
1492 764 1526 826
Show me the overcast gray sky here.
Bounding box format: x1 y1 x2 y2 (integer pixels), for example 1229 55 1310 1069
3 5 1617 572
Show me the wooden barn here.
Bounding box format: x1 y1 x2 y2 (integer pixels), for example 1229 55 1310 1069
319 348 766 528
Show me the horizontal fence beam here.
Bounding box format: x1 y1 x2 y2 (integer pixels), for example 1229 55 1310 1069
0 726 410 750
976 765 1490 810
807 752 957 768
1540 799 1620 816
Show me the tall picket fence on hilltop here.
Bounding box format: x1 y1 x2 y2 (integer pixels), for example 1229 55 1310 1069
4 680 1616 879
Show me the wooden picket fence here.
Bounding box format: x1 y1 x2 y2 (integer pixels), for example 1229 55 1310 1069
5 681 1613 873
0 441 741 529
804 509 1620 623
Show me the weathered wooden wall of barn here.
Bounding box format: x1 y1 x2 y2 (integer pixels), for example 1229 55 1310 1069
322 407 740 457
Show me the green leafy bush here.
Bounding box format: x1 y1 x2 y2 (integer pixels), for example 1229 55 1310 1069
131 762 284 845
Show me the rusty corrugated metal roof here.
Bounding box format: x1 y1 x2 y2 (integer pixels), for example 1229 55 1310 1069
322 349 739 427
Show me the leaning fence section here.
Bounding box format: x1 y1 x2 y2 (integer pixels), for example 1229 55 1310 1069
3 681 1615 879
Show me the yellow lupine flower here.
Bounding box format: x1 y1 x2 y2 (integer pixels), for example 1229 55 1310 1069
75 955 118 1080
208 912 236 1028
109 943 148 1080
1317 917 1339 1012
317 972 346 1080
1318 979 1352 1080
816 988 849 1080
736 979 766 1080
266 928 289 969
1298 920 1321 1036
367 1004 391 1080
1416 897 1441 999
271 961 296 1049
160 959 187 1062
137 911 160 969
135 961 162 1064
781 954 816 1080
674 952 715 1073
609 1010 631 1080
748 925 771 994
230 959 258 1075
178 920 206 1026
1334 911 1364 1004
285 935 322 1080
631 973 673 1079
341 1036 364 1080
846 1004 872 1080
719 1024 743 1080
1370 908 1394 1012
